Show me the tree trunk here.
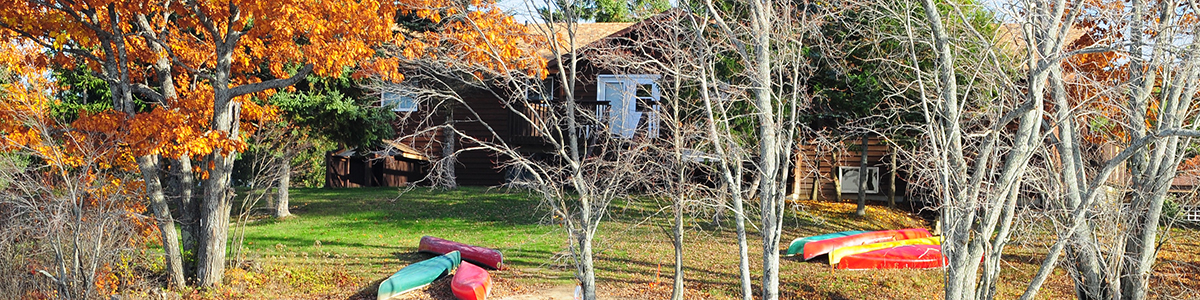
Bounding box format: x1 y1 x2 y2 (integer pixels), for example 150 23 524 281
579 232 596 300
1047 66 1109 300
671 195 684 300
196 153 235 288
441 117 458 189
274 156 291 218
732 177 752 300
137 155 185 289
172 155 199 279
749 1 782 297
856 135 868 216
696 55 752 300
577 186 597 300
196 80 240 287
1119 179 1171 300
669 76 686 300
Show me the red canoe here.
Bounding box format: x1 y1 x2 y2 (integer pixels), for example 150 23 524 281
452 261 491 300
418 236 504 269
836 244 946 270
801 228 931 260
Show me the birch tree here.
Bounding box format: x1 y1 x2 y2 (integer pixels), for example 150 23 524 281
1010 0 1200 298
885 0 1200 298
874 0 1039 299
581 12 716 299
682 1 834 298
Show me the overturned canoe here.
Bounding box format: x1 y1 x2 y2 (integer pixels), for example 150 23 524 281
836 244 946 270
829 236 942 265
452 261 491 300
419 236 504 269
801 228 931 260
786 230 870 257
377 251 461 300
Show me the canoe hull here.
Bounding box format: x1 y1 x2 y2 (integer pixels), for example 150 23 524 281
452 261 491 300
829 236 942 265
786 230 869 257
837 244 946 270
801 228 931 260
419 236 504 269
378 251 461 300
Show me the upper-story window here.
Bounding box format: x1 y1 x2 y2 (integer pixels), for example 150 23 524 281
381 89 418 112
597 74 660 139
528 78 558 101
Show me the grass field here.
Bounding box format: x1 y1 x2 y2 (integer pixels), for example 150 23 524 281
205 187 1199 300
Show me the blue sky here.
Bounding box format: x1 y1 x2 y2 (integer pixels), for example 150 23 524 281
496 0 543 24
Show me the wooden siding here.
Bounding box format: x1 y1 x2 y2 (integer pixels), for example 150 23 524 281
378 14 686 187
390 86 513 186
790 136 906 202
326 153 426 188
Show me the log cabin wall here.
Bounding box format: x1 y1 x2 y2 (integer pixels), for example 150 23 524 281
389 86 513 186
790 136 906 202
360 15 679 187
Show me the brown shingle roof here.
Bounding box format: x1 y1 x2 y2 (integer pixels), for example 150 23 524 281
525 22 635 60
994 23 1090 56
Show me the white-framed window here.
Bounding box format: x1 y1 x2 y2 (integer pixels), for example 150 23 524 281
597 74 661 138
381 90 418 112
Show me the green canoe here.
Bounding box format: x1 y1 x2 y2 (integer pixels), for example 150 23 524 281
377 250 461 300
785 230 869 257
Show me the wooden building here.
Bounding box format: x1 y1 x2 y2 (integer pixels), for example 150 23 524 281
789 136 908 203
328 14 674 187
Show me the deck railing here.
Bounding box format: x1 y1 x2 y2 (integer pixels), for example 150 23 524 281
510 100 611 146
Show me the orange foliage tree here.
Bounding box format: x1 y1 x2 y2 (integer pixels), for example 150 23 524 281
1 0 545 289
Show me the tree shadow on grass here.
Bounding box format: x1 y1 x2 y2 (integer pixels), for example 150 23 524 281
346 277 384 300
285 187 550 227
244 235 405 250
789 253 832 265
593 255 743 288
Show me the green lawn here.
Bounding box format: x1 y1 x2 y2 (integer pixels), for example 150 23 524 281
216 187 1197 300
228 187 570 299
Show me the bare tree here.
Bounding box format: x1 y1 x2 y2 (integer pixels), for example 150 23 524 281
230 121 295 265
871 0 1037 299
581 13 720 299
1 65 150 298
982 0 1200 299
682 1 834 299
373 2 652 299
879 0 1200 298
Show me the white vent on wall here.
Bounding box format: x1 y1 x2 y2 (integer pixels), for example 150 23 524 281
839 166 880 194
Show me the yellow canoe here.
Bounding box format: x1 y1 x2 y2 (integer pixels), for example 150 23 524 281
829 236 942 266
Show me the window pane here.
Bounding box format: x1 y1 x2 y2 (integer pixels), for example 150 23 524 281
636 83 653 98
382 91 417 112
603 81 625 103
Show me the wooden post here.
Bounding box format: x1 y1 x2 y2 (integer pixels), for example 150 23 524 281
855 135 868 216
888 146 897 208
811 153 821 202
792 144 804 200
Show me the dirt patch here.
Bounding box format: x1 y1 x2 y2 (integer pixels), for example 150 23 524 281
360 279 640 300
492 285 575 300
